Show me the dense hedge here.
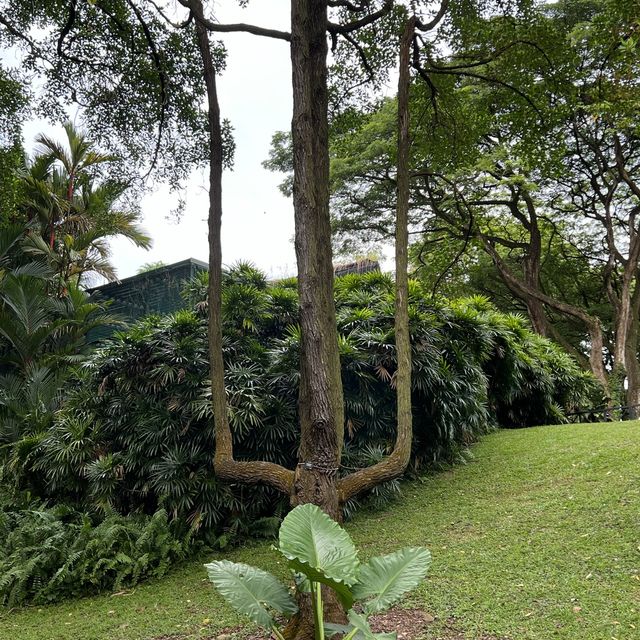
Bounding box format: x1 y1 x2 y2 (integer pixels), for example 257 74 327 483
29 267 594 532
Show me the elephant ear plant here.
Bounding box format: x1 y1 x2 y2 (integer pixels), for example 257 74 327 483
205 503 431 640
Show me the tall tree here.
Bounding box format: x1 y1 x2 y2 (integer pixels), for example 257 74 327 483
327 0 640 409
0 2 542 631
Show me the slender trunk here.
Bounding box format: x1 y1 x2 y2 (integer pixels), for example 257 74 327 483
624 279 640 417
612 231 640 406
338 16 415 503
194 5 228 463
192 0 293 492
289 0 344 518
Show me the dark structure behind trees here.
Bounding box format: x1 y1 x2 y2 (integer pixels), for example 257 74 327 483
89 258 208 339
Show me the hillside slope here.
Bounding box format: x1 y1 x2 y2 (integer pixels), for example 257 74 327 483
2 421 638 640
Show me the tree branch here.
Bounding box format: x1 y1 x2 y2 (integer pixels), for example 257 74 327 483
189 0 293 495
328 0 392 35
178 0 290 41
340 16 415 502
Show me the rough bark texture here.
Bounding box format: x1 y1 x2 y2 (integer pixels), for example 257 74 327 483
624 280 640 417
289 0 344 519
285 5 347 637
192 0 293 494
338 16 415 503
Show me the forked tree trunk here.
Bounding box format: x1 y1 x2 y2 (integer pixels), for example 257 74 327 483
195 2 416 636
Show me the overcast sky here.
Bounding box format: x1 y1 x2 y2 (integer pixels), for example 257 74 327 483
23 1 297 281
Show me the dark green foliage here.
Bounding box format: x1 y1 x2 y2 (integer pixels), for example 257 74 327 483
0 507 187 606
37 296 297 533
449 297 597 427
32 266 593 539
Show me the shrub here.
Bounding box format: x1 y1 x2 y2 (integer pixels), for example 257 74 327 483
0 506 187 606
31 267 593 537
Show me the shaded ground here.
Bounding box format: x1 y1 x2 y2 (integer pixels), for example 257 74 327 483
2 421 639 640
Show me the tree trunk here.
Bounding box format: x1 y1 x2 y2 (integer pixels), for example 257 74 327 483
286 3 346 636
485 240 611 399
521 201 551 337
624 280 640 418
192 0 293 492
338 15 415 503
289 0 344 517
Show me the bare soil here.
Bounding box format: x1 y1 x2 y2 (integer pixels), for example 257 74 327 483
151 607 508 640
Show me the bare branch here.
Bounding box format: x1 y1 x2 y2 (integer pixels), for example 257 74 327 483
415 0 449 32
147 0 193 29
328 0 392 35
178 0 290 41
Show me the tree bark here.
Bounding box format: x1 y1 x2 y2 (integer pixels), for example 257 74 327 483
624 278 640 417
192 0 293 493
285 5 348 637
483 239 611 398
289 0 344 519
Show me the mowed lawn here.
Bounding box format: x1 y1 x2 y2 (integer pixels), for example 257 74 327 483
2 421 638 640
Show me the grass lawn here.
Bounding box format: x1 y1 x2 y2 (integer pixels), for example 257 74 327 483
2 421 638 640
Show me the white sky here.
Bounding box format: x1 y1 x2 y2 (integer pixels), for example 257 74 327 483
23 1 298 281
19 0 399 282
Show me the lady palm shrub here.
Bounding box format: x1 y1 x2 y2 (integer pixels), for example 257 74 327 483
450 297 596 427
38 306 298 534
35 266 593 538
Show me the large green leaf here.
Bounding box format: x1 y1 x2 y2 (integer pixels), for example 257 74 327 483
204 560 297 629
287 557 355 610
352 547 431 614
347 609 397 640
279 504 359 608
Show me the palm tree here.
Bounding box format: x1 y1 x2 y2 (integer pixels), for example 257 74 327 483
19 123 151 286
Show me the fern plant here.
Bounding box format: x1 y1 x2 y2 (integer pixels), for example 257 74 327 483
206 503 431 640
0 506 188 606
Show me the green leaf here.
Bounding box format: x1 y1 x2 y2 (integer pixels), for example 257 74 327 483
287 557 355 610
324 622 352 638
347 609 397 640
204 560 297 629
352 547 431 614
279 504 359 608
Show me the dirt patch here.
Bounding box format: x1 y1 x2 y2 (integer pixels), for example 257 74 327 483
369 607 435 638
150 612 506 640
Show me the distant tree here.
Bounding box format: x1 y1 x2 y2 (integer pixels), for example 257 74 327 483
326 0 640 408
19 123 151 286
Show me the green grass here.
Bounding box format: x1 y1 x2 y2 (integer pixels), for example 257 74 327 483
2 421 639 640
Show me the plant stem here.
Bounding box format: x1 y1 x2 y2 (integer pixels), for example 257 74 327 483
272 626 287 640
311 581 324 640
343 628 358 640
